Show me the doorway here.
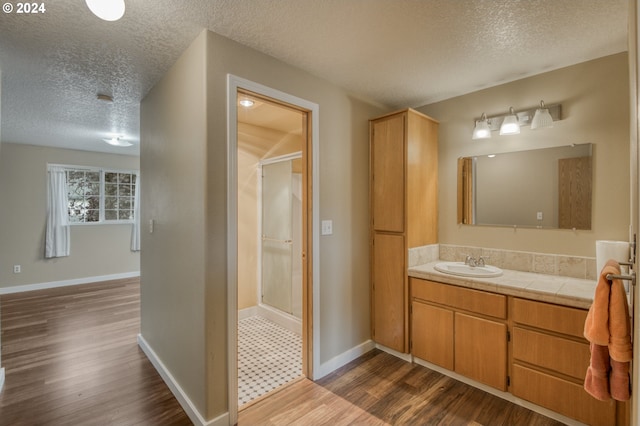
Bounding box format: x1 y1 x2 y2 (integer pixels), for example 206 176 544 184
229 79 317 419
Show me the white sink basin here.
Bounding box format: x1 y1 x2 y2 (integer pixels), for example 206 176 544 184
434 261 503 278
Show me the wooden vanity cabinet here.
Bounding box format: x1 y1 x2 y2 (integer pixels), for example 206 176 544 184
410 280 629 425
370 109 438 353
410 278 508 390
510 298 620 426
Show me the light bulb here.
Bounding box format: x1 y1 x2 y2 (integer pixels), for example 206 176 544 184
85 0 125 21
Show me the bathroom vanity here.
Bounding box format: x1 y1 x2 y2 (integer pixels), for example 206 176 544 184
408 262 628 426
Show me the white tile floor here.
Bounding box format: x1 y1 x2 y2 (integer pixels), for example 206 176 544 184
238 315 302 406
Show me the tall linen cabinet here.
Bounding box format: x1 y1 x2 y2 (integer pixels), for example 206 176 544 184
370 108 438 353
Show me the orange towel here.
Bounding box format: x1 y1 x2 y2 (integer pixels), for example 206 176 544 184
583 259 632 401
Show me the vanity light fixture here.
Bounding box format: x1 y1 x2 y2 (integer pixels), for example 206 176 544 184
471 101 562 139
472 113 492 140
85 0 125 21
499 107 520 135
531 100 554 129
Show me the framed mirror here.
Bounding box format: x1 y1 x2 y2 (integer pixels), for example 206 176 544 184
457 143 592 229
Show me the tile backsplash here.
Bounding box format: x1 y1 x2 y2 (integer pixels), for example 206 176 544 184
409 244 597 281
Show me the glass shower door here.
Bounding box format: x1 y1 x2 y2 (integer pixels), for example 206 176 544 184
261 161 293 314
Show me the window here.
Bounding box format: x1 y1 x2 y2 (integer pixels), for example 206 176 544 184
104 171 136 221
63 166 138 224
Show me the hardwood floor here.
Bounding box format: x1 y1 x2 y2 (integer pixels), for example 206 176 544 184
0 278 191 425
1 279 565 426
239 350 565 426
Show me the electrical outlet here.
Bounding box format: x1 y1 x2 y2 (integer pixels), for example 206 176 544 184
13 265 21 274
536 211 543 220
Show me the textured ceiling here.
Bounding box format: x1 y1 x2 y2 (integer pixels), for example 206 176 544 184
0 0 629 156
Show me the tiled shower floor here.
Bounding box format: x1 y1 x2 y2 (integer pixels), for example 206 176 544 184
238 315 302 406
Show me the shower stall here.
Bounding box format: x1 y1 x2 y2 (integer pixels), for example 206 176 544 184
259 154 303 326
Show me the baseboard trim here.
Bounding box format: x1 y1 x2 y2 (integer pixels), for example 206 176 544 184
257 304 302 335
238 306 258 320
374 343 413 362
0 272 141 295
315 339 376 379
137 334 229 426
0 367 5 393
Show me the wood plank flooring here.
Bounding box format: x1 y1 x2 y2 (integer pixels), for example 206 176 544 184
1 279 565 426
239 349 565 426
0 278 191 425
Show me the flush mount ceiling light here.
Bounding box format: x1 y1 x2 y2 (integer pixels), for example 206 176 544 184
239 98 255 108
531 100 554 130
85 0 125 21
471 101 562 139
103 136 132 147
472 113 492 140
499 107 520 135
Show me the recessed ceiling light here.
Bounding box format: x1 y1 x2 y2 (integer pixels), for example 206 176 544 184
85 0 125 21
103 137 132 147
239 99 255 108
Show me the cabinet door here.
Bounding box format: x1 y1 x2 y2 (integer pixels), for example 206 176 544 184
454 313 507 391
411 301 453 369
371 114 405 233
372 233 405 352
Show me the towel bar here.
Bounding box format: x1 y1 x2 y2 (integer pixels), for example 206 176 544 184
606 271 636 287
261 235 293 244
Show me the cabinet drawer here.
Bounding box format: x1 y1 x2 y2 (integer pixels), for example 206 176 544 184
411 278 506 319
512 298 587 338
512 364 616 426
512 327 590 380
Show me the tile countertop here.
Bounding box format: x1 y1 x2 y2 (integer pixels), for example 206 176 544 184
408 261 597 310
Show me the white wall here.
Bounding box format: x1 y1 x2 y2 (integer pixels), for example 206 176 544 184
419 53 630 257
0 143 140 289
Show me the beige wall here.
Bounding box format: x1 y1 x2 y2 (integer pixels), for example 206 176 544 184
418 53 630 257
139 31 208 415
205 29 384 415
0 143 140 289
140 29 384 420
1 67 3 373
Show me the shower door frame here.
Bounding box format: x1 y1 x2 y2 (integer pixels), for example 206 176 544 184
258 152 303 324
227 75 320 425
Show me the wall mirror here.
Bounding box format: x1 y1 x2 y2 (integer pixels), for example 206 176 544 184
457 143 592 229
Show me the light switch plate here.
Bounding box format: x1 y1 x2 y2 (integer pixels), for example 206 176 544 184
321 220 333 235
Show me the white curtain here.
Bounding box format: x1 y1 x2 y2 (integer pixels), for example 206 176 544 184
45 166 70 258
131 173 141 251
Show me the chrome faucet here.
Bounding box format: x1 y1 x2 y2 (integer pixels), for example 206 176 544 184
464 255 488 267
